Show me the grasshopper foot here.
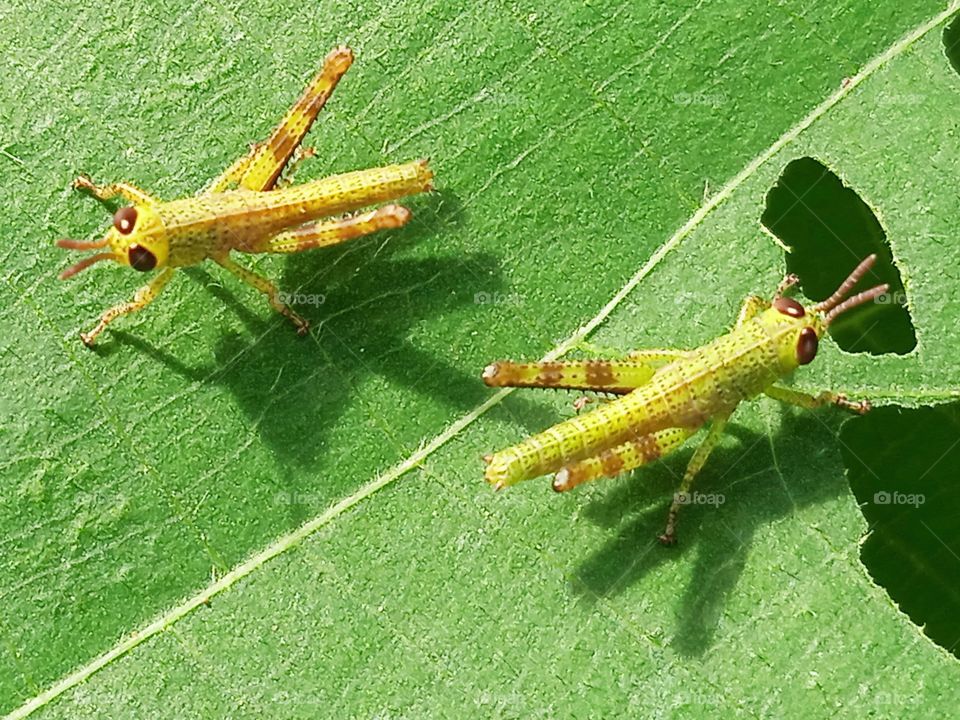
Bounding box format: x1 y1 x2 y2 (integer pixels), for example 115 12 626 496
657 531 678 546
72 175 96 193
833 393 871 415
572 396 593 413
658 509 680 546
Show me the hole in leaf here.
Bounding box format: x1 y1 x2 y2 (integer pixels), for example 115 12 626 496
841 404 960 658
761 157 915 355
943 13 960 76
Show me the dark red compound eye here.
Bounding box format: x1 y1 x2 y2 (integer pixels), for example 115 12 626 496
128 244 157 271
773 296 805 318
114 206 137 234
796 327 818 365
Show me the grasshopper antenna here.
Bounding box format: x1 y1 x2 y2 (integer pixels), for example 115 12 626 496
812 254 890 325
56 238 113 279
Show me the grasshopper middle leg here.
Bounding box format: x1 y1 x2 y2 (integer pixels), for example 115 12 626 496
659 413 731 545
79 268 175 346
213 255 309 334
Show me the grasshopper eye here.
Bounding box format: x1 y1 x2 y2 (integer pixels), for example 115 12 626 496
773 296 805 318
128 244 157 271
797 327 818 365
114 206 137 234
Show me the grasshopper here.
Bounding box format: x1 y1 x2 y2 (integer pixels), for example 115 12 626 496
482 256 888 544
57 46 434 346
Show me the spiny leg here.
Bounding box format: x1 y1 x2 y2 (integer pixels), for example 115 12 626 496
626 348 692 364
774 273 800 300
552 427 696 492
79 268 175 346
253 204 411 254
73 175 156 206
764 384 871 415
659 412 731 545
482 352 687 395
275 146 317 189
213 255 309 334
569 340 689 365
205 45 354 194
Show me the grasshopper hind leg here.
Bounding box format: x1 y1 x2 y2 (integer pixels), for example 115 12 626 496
483 358 667 395
252 205 412 254
552 426 696 492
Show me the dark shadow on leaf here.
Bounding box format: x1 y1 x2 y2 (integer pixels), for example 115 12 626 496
111 191 504 529
761 156 915 355
943 12 960 76
842 403 960 659
569 408 849 657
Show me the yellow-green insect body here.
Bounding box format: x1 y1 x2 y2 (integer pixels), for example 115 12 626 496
483 256 887 544
92 163 432 271
58 46 433 345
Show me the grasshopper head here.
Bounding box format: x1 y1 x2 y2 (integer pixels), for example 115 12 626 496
57 204 168 279
766 254 889 370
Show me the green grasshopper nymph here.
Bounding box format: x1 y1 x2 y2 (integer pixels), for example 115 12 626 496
57 46 433 346
482 256 889 544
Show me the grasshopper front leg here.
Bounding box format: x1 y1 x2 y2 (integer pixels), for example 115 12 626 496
79 268 175 346
735 295 770 327
764 385 871 415
73 175 157 207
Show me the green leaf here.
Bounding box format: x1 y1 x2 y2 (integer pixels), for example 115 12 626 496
2 1 959 717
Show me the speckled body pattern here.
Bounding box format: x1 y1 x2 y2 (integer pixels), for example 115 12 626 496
483 258 887 544
57 46 433 345
159 163 432 265
484 304 810 486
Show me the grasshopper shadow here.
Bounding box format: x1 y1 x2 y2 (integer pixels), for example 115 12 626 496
569 408 848 657
113 190 553 525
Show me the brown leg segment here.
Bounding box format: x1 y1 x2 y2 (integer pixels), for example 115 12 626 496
254 205 411 254
764 384 871 415
482 358 666 394
205 45 354 194
552 426 696 492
